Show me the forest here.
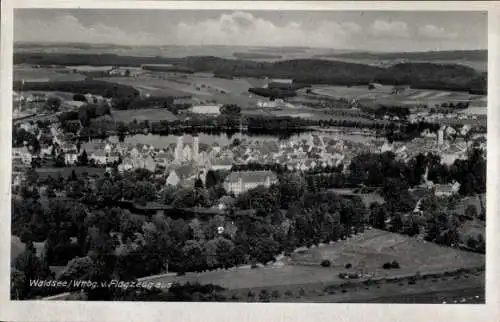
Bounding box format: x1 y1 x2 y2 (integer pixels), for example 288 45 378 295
14 53 487 94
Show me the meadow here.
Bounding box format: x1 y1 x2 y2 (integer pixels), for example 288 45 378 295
111 108 179 122
146 229 484 291
312 85 486 107
14 67 86 83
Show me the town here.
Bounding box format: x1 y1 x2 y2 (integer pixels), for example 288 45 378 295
10 10 487 304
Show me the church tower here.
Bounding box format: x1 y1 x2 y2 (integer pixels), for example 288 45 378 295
193 136 199 163
175 136 184 162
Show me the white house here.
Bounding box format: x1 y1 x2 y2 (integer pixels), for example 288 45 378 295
190 104 222 115
165 171 181 187
64 153 79 165
90 151 108 165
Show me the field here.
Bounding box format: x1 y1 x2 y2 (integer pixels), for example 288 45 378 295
100 74 264 108
19 91 77 101
147 229 484 291
311 85 486 107
13 67 86 83
111 108 179 122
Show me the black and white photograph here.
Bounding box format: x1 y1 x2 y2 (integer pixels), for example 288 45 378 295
6 4 491 308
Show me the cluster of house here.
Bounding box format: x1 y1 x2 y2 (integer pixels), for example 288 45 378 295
408 110 484 123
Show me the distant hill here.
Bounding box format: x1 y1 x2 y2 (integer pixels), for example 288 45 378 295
233 52 282 59
316 50 487 62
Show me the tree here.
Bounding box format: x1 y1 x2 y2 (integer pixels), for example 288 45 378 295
117 122 128 143
231 138 241 147
194 177 204 189
205 170 218 189
13 248 52 299
220 104 241 116
78 150 89 166
78 108 91 127
59 256 95 281
46 96 62 112
259 289 271 302
73 93 87 102
11 268 26 300
279 173 305 209
465 205 478 219
54 152 66 167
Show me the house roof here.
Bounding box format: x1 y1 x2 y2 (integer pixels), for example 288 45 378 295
213 158 233 166
82 142 106 151
92 150 107 157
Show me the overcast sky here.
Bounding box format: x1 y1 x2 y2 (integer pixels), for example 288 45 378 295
14 9 487 51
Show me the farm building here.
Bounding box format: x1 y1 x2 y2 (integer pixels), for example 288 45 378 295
269 78 294 84
368 83 384 90
190 104 222 115
392 85 410 94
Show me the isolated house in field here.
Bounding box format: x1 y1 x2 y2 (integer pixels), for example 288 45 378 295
368 83 383 90
392 85 410 94
190 104 222 115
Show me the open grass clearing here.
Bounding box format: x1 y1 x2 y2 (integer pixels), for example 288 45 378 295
312 85 486 107
146 229 484 291
111 108 179 122
14 68 86 82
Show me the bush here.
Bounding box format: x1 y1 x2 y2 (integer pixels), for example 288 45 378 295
345 263 352 269
382 262 392 269
73 93 87 102
259 290 271 302
284 290 293 297
321 259 331 267
383 261 400 269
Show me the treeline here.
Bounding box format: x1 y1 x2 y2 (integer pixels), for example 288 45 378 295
58 103 112 128
248 87 297 99
323 50 487 62
14 53 487 93
141 65 195 73
12 80 139 100
14 52 181 67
